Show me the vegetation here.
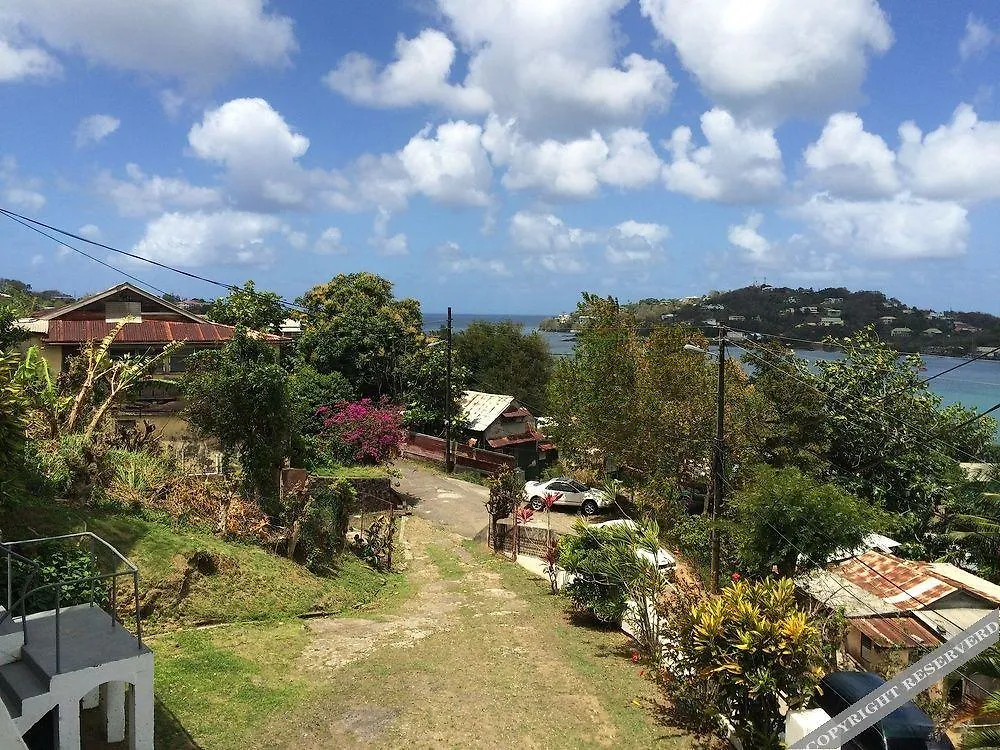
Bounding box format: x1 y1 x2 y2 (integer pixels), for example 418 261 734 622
314 398 406 466
453 319 553 412
206 279 287 333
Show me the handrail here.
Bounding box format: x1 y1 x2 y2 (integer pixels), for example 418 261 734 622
2 532 139 573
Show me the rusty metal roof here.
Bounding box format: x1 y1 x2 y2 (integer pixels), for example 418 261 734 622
832 551 957 610
849 615 942 649
46 320 285 344
487 429 544 449
461 390 517 432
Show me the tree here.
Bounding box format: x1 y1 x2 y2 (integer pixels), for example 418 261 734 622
182 330 291 507
962 647 1000 749
206 280 286 333
315 398 406 465
0 353 29 503
453 320 553 413
297 273 423 397
731 466 880 577
397 341 467 434
940 471 1000 582
677 578 824 749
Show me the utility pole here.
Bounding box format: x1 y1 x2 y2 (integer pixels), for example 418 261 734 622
710 326 726 593
445 306 454 473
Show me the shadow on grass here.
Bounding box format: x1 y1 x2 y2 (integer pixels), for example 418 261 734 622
154 698 202 750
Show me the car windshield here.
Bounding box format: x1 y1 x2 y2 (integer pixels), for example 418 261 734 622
568 480 589 492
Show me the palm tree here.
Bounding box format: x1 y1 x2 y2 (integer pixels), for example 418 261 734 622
962 646 1000 749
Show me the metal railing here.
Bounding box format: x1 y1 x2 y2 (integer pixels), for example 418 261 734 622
0 532 143 675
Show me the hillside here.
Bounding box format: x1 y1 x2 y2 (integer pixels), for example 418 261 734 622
542 286 1000 356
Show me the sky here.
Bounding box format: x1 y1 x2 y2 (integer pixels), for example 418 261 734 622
1 0 1000 315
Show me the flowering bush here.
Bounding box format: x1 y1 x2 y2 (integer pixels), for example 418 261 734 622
316 398 406 465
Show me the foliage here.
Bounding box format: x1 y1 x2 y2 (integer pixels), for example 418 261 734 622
0 301 29 352
296 272 424 397
182 330 291 507
397 339 468 434
8 543 107 613
453 320 553 413
287 363 356 466
547 295 768 505
963 647 1000 750
14 346 72 438
812 329 995 542
206 280 286 333
24 433 95 500
485 464 521 548
678 578 824 750
939 474 1000 582
103 449 174 508
282 478 355 573
0 353 29 503
730 466 880 577
315 398 406 465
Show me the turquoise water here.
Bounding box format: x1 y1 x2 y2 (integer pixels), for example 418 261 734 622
426 314 1000 435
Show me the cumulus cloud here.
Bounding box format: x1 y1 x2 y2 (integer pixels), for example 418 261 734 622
640 0 892 121
663 109 784 203
398 121 493 206
3 187 45 211
313 227 345 254
75 114 120 147
728 213 772 263
78 224 101 239
797 192 969 260
327 0 673 136
0 156 46 212
5 0 296 88
96 163 222 217
897 104 1000 203
959 15 995 62
437 241 510 276
803 112 900 198
0 36 62 82
368 208 407 256
606 220 669 264
324 29 492 113
509 211 598 272
132 210 281 266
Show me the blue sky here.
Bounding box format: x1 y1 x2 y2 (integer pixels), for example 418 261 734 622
1 0 1000 315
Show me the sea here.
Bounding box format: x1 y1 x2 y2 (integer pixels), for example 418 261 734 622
425 313 1000 438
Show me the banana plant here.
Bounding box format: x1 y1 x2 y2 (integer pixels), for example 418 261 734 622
14 346 72 438
962 645 1000 749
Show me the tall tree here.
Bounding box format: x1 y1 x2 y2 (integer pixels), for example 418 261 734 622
0 353 28 503
206 280 286 333
297 273 423 397
182 330 291 507
453 320 553 412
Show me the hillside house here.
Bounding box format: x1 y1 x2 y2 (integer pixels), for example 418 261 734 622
823 308 842 317
891 327 912 337
799 306 819 315
922 328 943 336
460 390 553 475
797 550 1000 702
819 317 844 327
727 314 745 322
15 283 286 455
954 321 980 333
823 297 843 304
877 316 897 325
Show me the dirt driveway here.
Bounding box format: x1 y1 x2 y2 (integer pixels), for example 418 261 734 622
263 517 695 750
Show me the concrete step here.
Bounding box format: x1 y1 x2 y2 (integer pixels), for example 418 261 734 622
0 661 47 720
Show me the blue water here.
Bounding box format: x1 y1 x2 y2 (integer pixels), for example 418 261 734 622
426 314 1000 435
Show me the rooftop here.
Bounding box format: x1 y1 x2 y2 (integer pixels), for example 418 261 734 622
461 390 517 432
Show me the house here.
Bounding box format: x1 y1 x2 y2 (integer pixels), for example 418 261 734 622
460 390 553 475
15 282 286 451
0 532 153 748
823 308 842 317
779 307 796 316
797 550 1000 702
976 346 1000 360
922 328 943 336
877 316 897 325
799 306 819 315
727 314 745 322
279 318 303 337
659 313 675 321
891 327 912 337
823 297 844 305
954 321 980 334
819 317 844 327
702 318 720 328
786 296 798 304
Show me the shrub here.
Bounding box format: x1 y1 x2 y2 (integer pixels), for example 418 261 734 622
282 478 355 573
104 449 175 508
315 398 406 466
7 543 107 614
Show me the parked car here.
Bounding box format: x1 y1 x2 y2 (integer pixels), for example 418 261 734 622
811 672 955 750
590 519 677 575
524 477 612 516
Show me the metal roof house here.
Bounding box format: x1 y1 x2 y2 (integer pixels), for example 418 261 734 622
459 390 553 475
0 533 152 748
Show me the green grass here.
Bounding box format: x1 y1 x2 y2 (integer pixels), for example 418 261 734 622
153 621 312 750
311 463 391 479
424 543 465 580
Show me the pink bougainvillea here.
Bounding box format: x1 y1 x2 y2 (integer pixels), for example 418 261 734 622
317 398 406 465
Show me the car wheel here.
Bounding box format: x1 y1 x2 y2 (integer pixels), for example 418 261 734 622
581 499 599 516
529 496 545 511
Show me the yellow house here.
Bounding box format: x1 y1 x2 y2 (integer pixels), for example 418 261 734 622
17 283 286 464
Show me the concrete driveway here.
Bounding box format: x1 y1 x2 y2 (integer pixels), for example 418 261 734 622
394 461 585 540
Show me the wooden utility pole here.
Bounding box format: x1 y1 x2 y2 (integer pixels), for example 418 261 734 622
445 306 454 473
710 326 726 593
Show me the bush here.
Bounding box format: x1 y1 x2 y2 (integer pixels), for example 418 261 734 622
315 398 406 466
104 449 174 508
7 543 107 613
25 434 93 499
283 478 355 573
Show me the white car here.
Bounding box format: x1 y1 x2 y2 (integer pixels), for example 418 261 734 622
590 519 677 574
524 477 612 516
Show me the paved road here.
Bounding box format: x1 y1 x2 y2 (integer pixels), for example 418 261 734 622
394 461 491 539
394 461 582 540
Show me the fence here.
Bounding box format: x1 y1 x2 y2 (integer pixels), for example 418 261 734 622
490 519 563 557
403 431 516 473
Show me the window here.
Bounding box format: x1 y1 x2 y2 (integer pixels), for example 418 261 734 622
860 634 878 665
105 300 142 322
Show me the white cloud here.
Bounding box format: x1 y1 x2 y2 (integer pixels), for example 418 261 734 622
797 192 969 260
189 97 310 209
898 104 1000 203
159 89 185 118
78 224 101 239
3 187 45 211
437 242 510 275
6 0 296 88
959 15 995 62
368 208 407 256
484 116 660 198
75 114 120 148
314 227 346 255
96 163 222 217
663 108 784 203
640 0 892 121
132 210 281 267
282 227 307 249
30 254 44 266
0 37 62 82
509 210 598 272
804 112 899 198
324 29 492 113
606 220 669 264
399 121 493 206
728 213 772 263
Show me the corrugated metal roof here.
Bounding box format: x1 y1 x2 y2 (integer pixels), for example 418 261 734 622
487 429 544 449
926 563 1000 605
46 320 285 344
850 615 941 649
795 569 900 617
461 390 516 432
833 551 956 610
